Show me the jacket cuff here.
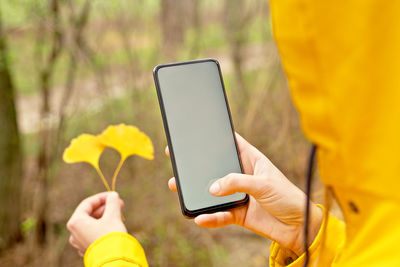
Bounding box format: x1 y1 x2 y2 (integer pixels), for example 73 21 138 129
84 232 148 267
269 205 344 266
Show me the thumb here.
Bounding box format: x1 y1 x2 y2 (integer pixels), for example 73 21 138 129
209 173 269 199
103 192 122 219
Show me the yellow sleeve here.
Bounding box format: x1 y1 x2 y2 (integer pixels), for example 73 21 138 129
269 206 345 267
84 232 148 267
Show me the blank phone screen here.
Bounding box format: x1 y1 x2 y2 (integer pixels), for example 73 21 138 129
156 60 246 211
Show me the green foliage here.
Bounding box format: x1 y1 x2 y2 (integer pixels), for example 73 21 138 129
198 23 227 50
2 0 46 27
92 0 160 20
20 217 36 236
247 16 273 43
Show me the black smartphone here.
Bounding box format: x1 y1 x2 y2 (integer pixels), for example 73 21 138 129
153 58 249 217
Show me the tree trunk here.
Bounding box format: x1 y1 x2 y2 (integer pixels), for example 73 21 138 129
224 0 250 115
160 0 196 60
0 9 22 251
33 0 63 246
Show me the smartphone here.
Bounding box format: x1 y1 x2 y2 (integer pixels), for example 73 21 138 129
153 59 249 217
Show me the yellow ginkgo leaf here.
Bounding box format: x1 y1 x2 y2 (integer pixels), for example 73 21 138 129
63 134 111 191
98 124 154 160
63 134 106 168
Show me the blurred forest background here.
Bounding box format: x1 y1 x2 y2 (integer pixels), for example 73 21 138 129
0 0 314 266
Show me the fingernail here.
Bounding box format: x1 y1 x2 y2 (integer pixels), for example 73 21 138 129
209 182 220 195
110 191 119 197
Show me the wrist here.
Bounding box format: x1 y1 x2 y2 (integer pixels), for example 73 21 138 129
308 204 323 245
291 203 323 256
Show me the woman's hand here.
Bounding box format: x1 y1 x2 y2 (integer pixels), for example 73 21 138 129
67 192 126 256
166 133 322 256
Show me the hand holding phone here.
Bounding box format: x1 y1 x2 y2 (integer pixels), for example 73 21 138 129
154 58 322 256
166 133 323 257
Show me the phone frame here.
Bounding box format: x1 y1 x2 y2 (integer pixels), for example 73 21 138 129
153 58 249 218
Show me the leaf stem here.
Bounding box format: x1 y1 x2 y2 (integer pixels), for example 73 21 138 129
111 157 126 191
95 166 111 191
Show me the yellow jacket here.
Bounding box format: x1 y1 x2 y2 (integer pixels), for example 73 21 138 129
84 1 400 266
84 232 147 267
269 0 400 266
